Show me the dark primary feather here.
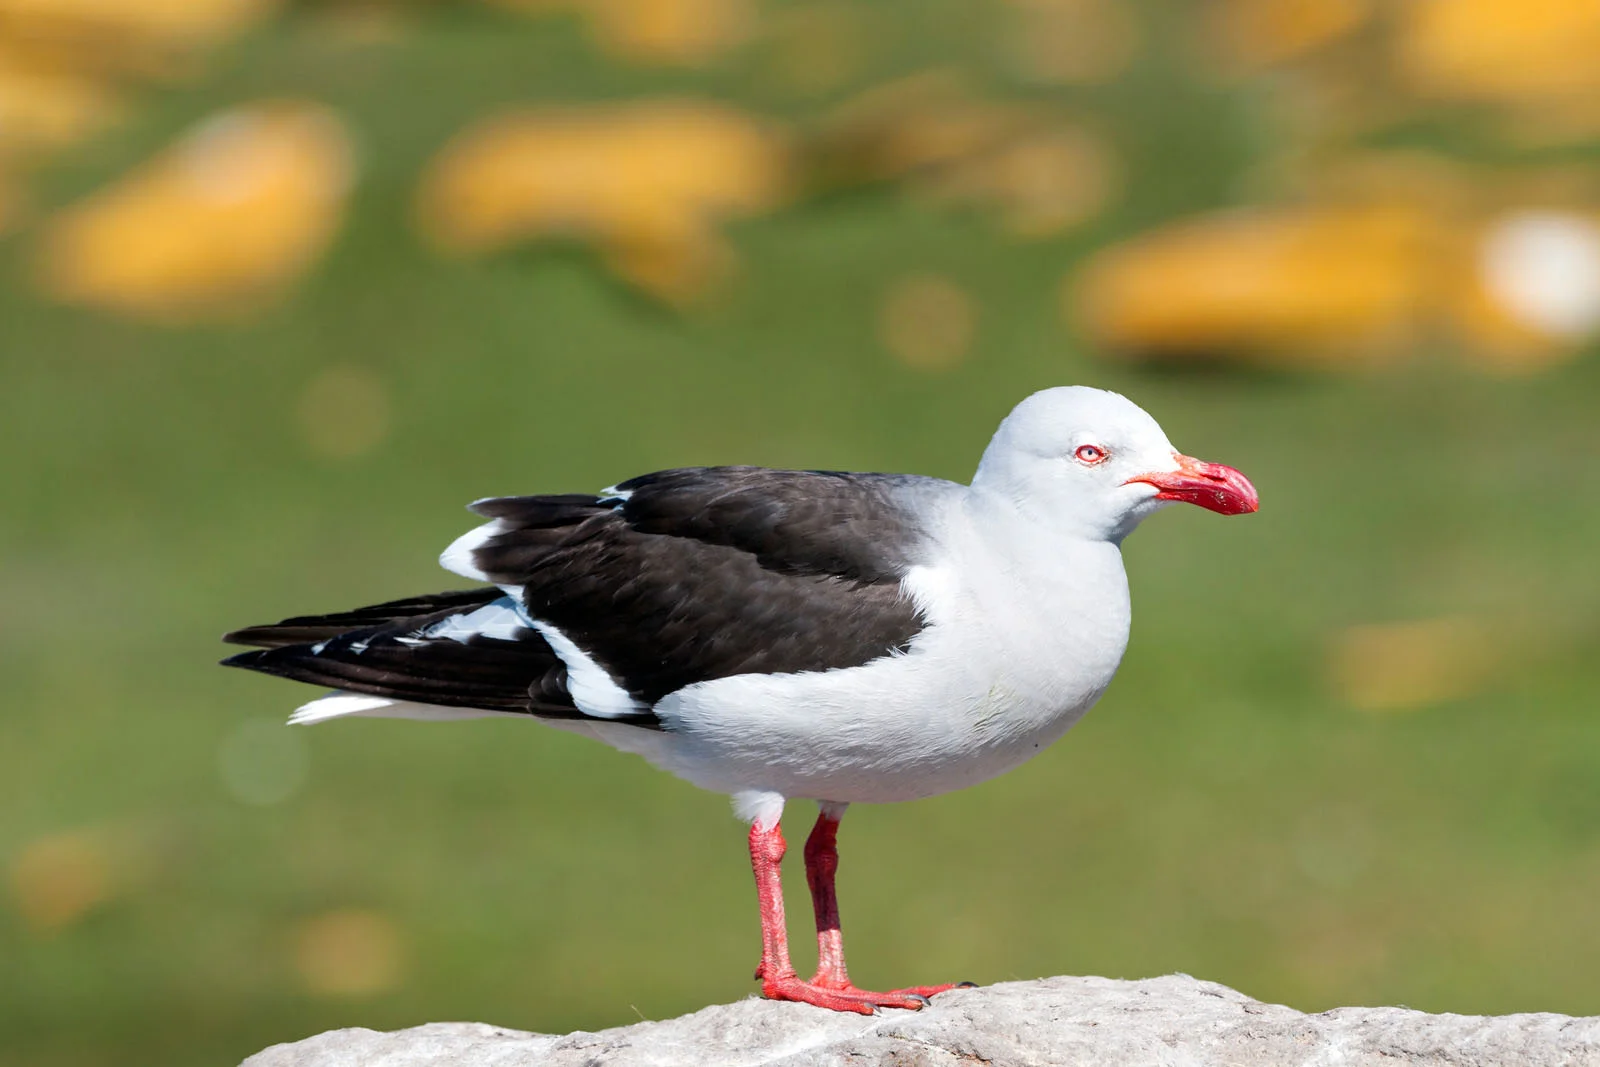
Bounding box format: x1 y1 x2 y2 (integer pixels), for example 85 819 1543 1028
222 590 503 649
222 591 661 728
222 466 930 724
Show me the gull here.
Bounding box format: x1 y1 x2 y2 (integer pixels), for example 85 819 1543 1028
222 386 1258 1014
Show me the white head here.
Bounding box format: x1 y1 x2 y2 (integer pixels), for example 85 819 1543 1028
971 386 1258 542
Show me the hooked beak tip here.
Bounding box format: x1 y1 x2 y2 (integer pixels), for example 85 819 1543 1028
1126 454 1258 516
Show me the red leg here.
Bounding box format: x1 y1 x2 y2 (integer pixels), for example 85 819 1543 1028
800 808 966 1001
749 819 796 988
748 818 927 1013
803 811 850 989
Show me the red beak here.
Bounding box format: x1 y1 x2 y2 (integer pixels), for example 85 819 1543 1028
1126 454 1259 516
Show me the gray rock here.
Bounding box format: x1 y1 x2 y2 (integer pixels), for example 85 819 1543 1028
242 974 1600 1067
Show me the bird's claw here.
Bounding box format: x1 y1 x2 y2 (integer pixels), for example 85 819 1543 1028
762 973 946 1014
887 981 971 999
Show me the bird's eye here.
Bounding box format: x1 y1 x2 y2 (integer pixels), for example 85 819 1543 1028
1074 444 1108 465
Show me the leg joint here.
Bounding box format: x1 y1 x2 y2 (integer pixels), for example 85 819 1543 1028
749 822 787 865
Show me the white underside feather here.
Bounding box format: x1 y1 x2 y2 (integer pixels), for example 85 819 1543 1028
290 692 520 725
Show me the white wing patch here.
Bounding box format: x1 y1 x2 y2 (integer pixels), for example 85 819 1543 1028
417 599 528 643
528 620 647 720
438 517 509 581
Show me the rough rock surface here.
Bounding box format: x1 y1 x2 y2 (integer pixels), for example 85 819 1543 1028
242 974 1600 1067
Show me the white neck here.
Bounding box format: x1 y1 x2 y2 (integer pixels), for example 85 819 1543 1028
928 488 1134 720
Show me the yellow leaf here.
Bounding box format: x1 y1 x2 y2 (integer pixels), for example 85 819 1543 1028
416 99 788 303
1399 0 1600 103
0 0 274 49
38 100 354 321
1071 206 1436 364
0 56 119 158
586 0 752 66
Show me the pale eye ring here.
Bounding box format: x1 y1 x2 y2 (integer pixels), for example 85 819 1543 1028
1074 444 1108 465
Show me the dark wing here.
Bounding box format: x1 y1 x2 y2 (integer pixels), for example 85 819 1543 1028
610 467 919 580
465 467 931 705
221 589 659 727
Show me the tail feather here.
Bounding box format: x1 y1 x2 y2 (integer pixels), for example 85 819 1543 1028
221 590 662 729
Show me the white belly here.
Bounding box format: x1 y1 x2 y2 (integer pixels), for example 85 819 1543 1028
609 539 1133 804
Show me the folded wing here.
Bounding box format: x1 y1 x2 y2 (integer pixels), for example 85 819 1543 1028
224 467 935 727
451 467 933 706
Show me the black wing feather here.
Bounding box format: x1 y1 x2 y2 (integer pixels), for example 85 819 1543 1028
610 467 914 580
468 467 930 705
222 592 661 728
222 589 504 649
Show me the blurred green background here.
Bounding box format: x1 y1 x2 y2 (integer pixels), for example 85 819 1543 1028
4 1 1600 1065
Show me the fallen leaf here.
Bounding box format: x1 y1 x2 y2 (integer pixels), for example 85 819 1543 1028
38 100 355 321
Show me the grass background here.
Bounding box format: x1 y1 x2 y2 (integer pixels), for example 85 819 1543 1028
3 5 1600 1066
